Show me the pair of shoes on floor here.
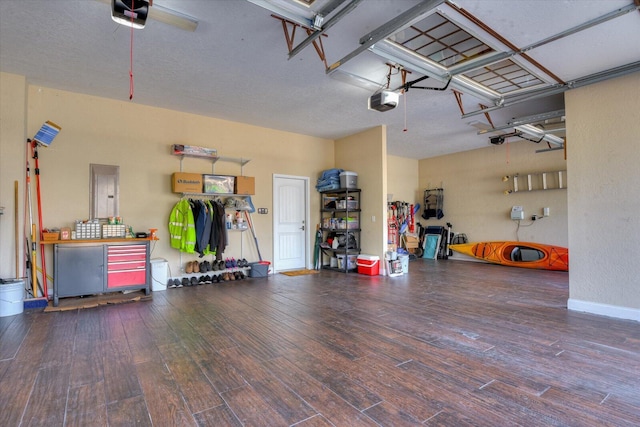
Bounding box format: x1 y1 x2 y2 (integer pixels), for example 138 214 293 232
229 270 247 280
168 278 183 288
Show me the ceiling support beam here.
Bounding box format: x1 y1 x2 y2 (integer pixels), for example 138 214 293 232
288 0 362 60
476 110 566 135
326 0 445 73
461 60 640 119
247 0 312 27
520 2 640 54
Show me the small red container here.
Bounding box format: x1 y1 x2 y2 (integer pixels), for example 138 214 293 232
357 255 380 276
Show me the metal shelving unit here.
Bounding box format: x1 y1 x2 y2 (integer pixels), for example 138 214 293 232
319 188 361 273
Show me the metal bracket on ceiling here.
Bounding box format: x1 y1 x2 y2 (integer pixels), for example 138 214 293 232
383 63 411 91
288 0 363 61
452 89 464 115
478 104 495 129
273 15 328 68
453 90 495 129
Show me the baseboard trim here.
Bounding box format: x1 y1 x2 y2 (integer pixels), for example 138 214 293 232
567 298 640 322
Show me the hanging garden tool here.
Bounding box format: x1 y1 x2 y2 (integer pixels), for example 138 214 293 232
26 121 61 299
24 149 38 298
313 224 323 270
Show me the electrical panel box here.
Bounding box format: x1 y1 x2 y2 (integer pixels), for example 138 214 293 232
511 206 524 220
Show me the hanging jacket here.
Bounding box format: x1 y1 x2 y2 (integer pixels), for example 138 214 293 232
203 199 215 256
168 199 196 253
210 199 227 257
192 199 213 257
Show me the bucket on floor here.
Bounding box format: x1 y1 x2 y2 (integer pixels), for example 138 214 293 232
249 261 270 277
0 279 25 317
356 255 380 276
399 254 409 274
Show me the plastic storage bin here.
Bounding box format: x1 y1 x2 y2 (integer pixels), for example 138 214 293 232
339 171 358 189
337 254 357 270
357 255 380 276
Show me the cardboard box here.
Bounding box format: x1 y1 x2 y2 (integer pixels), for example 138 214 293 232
404 235 419 249
204 175 235 194
172 172 203 193
42 231 60 241
235 176 255 195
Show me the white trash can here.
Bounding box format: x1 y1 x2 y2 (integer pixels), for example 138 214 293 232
150 259 168 291
399 254 409 274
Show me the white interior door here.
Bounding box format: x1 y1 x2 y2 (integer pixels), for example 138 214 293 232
273 175 309 272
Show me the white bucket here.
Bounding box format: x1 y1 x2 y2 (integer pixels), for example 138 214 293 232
0 279 25 317
399 254 409 274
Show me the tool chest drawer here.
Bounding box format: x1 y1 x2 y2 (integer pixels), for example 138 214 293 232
107 244 148 288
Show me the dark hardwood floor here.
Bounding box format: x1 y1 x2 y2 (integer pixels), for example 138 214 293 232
1 259 639 426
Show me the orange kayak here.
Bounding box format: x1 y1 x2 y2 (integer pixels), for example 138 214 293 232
449 241 568 271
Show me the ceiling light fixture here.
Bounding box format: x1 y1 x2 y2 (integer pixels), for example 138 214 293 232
514 124 564 146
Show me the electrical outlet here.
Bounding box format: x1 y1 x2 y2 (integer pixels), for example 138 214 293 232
257 208 268 214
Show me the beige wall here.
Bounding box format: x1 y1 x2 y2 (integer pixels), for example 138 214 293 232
335 126 388 265
387 155 420 205
566 72 640 321
418 141 568 246
0 73 335 288
0 73 27 279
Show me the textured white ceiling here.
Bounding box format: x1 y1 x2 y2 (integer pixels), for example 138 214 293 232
1 0 638 159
